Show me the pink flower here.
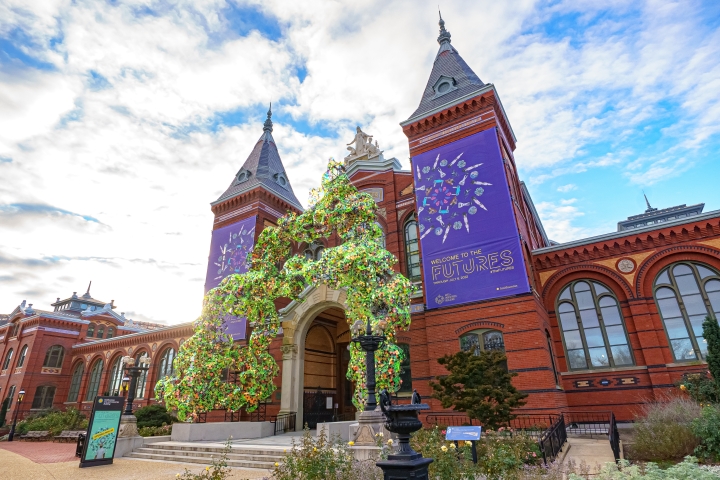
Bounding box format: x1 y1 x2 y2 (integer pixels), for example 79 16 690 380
532 452 537 457
441 430 446 435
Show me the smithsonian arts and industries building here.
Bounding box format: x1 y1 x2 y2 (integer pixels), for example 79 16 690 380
2 18 719 429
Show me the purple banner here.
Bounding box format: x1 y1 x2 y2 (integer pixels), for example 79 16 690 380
412 129 530 310
204 215 257 340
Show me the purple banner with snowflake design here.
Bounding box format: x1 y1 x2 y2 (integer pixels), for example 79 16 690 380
204 215 257 340
412 129 530 310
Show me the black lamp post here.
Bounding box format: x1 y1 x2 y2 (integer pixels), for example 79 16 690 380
350 312 386 411
7 389 26 442
122 355 150 415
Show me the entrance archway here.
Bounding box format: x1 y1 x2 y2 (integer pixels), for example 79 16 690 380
278 285 354 430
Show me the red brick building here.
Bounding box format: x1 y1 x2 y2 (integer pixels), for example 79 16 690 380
3 17 720 428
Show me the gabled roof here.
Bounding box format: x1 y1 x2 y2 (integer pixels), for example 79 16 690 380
213 106 303 211
407 14 485 122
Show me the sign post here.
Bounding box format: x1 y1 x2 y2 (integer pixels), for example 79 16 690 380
79 396 125 468
445 426 483 464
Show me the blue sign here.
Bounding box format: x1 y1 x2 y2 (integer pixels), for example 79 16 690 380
445 426 483 441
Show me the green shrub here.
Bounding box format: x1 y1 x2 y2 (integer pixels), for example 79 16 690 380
569 456 717 479
691 404 720 461
629 397 701 461
16 408 88 436
134 404 175 428
138 423 173 437
679 372 720 404
271 428 381 480
0 397 9 427
410 425 541 480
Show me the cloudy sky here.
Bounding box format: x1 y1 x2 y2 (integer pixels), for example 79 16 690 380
1 0 719 324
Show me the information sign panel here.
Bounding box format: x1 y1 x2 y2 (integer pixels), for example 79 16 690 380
79 396 125 468
445 426 483 441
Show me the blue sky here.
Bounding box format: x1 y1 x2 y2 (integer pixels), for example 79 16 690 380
0 0 719 323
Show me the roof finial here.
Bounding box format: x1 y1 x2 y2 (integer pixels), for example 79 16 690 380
263 102 273 133
643 191 657 213
438 9 451 45
86 280 92 295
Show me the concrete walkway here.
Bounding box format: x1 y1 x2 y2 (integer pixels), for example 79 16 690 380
0 444 271 480
563 437 617 473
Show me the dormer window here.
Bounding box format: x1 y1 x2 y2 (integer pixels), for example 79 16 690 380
274 173 288 188
236 170 251 183
432 75 457 98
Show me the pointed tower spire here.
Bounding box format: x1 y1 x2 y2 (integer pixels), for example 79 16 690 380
438 10 451 45
83 281 92 298
263 103 273 133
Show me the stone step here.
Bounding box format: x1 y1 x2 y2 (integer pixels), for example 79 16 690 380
148 444 285 456
126 451 278 469
133 447 285 462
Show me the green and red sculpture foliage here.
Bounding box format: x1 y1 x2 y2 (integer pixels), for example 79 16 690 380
157 160 414 421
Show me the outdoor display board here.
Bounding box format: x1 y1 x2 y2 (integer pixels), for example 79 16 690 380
204 215 257 340
79 396 125 468
445 426 483 441
412 129 530 309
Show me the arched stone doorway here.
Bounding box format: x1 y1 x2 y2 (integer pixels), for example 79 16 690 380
278 285 354 430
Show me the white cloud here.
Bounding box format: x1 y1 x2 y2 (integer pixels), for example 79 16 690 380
0 0 718 322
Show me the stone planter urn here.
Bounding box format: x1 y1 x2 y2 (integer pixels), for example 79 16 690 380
375 389 433 479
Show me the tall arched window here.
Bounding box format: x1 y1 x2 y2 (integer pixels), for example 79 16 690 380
85 359 103 401
135 352 148 399
157 348 176 380
31 386 56 409
404 218 421 282
107 357 124 396
96 325 105 339
397 344 412 394
2 349 14 370
6 385 16 403
16 345 28 368
557 280 633 370
43 345 65 368
106 327 114 339
654 262 720 361
87 323 96 338
68 363 84 402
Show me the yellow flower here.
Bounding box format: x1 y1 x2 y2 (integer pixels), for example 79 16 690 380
465 441 473 446
275 462 279 467
205 467 210 471
680 384 687 391
387 439 393 445
441 445 448 452
313 447 317 452
348 441 355 446
449 443 456 449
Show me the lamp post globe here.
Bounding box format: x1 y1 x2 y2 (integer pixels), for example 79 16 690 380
7 389 26 442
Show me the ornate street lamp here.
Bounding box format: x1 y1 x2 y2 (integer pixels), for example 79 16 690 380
122 354 150 415
350 308 387 411
7 389 26 442
121 376 130 396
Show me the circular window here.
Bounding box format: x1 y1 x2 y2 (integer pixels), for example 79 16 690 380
278 176 287 186
438 82 451 94
237 171 249 183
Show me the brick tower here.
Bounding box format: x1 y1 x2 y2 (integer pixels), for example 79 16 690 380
400 15 567 413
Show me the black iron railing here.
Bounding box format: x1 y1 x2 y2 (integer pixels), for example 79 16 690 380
224 410 242 422
271 412 296 435
425 413 477 426
537 414 567 464
563 410 620 461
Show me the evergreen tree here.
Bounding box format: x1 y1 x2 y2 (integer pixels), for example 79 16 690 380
430 350 527 430
703 315 720 382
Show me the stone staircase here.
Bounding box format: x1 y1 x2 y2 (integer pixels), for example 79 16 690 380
126 441 287 470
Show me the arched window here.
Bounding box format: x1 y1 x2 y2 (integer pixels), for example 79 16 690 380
459 329 505 356
106 327 114 339
397 344 412 394
135 352 148 399
653 262 720 361
16 345 28 368
314 247 324 260
557 280 633 370
43 345 65 369
31 386 56 410
107 357 124 396
68 363 84 402
2 349 14 370
85 359 103 401
404 218 421 282
6 385 16 403
96 325 105 339
87 323 96 338
157 348 176 380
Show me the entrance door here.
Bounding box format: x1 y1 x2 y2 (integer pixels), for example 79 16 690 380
303 322 337 428
302 387 335 428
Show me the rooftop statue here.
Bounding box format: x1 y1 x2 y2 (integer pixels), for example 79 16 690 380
345 126 382 163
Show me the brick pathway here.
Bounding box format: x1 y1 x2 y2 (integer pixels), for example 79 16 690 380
0 440 78 463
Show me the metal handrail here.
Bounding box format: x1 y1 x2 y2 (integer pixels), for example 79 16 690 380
271 412 296 435
537 414 567 464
